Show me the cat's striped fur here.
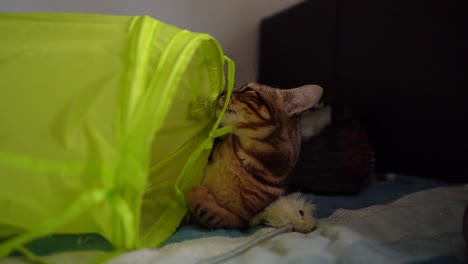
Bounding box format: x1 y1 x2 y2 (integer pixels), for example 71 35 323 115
185 83 323 229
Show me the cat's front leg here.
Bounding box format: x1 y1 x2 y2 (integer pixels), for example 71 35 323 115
185 186 247 230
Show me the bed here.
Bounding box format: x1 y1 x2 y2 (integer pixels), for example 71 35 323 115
1 174 466 263
1 2 467 263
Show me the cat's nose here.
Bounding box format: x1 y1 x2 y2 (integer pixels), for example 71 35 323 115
218 96 225 106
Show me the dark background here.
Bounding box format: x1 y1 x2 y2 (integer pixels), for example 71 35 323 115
258 0 467 181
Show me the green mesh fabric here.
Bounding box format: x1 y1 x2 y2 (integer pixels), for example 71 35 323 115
0 13 234 256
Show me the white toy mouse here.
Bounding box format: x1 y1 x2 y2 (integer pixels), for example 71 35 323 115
249 192 317 233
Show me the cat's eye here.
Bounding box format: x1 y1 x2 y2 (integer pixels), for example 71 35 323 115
299 210 304 217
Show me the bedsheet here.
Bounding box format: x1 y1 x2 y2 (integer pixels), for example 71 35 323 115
109 182 468 264
1 175 466 264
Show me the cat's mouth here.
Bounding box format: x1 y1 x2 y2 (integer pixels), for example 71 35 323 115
224 103 235 113
217 95 235 113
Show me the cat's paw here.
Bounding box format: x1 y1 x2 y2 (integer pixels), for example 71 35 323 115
186 186 224 229
185 186 247 230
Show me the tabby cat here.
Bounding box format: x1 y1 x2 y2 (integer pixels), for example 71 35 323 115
185 83 323 229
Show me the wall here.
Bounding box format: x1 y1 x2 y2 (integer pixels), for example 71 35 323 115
1 0 303 85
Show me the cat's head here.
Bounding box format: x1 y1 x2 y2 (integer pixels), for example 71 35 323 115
218 83 323 135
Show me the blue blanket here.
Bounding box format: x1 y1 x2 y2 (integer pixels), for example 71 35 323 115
162 175 460 245
107 181 467 264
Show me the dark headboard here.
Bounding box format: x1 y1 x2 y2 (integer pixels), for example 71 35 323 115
258 0 467 181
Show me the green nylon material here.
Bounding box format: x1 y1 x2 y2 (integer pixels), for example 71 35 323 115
0 13 234 255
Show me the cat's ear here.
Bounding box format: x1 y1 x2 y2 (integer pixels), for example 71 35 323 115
281 85 323 116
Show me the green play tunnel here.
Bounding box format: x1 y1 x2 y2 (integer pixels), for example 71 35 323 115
0 13 234 255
